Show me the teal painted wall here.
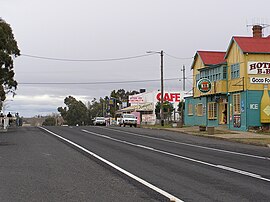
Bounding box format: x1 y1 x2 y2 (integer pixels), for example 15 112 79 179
184 96 221 127
246 90 270 127
184 97 207 126
228 92 247 131
185 90 269 131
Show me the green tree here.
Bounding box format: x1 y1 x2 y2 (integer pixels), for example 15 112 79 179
178 99 185 127
58 96 88 126
155 101 174 121
109 89 139 117
43 117 56 126
0 19 20 107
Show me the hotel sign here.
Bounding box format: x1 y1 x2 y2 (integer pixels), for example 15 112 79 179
248 62 270 74
250 77 270 84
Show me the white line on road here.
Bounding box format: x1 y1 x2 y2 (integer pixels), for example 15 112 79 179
102 127 270 160
82 129 270 183
39 127 183 202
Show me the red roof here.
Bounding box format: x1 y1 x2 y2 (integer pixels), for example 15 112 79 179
197 51 226 65
233 36 270 53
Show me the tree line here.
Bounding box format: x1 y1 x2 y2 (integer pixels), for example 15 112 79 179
50 89 139 126
43 89 185 126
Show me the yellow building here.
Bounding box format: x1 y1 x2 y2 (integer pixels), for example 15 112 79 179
185 25 270 131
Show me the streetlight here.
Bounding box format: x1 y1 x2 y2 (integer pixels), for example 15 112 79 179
147 50 164 126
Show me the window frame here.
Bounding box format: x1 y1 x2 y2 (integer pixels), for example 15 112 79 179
197 103 203 116
208 102 217 119
233 93 241 114
231 63 240 79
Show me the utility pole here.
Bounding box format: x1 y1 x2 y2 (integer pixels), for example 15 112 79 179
160 50 164 126
146 50 164 126
181 65 186 91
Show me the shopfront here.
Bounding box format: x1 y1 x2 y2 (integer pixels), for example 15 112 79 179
185 25 270 131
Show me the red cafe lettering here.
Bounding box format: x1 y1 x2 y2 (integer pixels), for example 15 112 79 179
248 62 270 74
156 93 181 102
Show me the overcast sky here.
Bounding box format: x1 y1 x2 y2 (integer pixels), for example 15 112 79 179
1 0 270 117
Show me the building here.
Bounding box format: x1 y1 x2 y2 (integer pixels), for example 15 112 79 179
185 25 270 131
118 90 187 125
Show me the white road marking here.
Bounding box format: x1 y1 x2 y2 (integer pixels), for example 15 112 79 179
39 127 183 202
82 129 270 183
102 127 270 160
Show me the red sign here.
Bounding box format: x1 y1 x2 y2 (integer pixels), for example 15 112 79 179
156 93 181 102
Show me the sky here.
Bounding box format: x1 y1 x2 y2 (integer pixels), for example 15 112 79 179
1 0 270 117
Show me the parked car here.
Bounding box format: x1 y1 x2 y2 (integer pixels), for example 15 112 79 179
118 114 137 127
93 117 106 126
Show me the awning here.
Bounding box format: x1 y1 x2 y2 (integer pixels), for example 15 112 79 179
117 103 154 113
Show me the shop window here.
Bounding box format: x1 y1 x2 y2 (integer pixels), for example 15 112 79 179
233 93 241 114
231 63 240 79
197 103 203 116
188 104 193 115
208 102 217 119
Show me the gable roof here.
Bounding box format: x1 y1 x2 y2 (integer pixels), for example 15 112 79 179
191 51 226 69
225 36 270 58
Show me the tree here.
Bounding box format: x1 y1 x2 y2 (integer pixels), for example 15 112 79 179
43 117 56 126
58 96 88 126
178 99 185 127
0 18 20 108
155 101 174 121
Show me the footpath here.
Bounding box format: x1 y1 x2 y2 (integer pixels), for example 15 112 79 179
144 125 270 147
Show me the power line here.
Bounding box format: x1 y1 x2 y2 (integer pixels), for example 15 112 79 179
164 52 193 60
18 78 180 85
20 53 156 62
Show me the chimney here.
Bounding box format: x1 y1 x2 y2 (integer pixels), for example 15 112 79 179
252 25 263 38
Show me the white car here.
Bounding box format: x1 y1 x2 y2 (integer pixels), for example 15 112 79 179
119 114 137 127
93 117 106 126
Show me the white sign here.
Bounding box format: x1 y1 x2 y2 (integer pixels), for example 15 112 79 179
248 62 270 75
250 77 270 84
250 104 258 110
129 95 144 104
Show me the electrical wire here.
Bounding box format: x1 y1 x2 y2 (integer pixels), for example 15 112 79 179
19 78 180 85
164 52 193 60
20 53 156 62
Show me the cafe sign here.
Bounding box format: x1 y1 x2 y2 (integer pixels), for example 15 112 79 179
197 78 212 93
248 62 270 75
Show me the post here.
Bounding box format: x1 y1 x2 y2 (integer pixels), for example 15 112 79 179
182 65 186 91
160 50 164 126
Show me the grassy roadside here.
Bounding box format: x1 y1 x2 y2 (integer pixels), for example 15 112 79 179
141 125 270 147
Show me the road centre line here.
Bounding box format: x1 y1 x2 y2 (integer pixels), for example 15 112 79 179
82 129 270 183
101 127 270 160
39 127 183 202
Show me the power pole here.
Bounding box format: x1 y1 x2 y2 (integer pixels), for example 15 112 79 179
181 65 186 91
160 50 164 126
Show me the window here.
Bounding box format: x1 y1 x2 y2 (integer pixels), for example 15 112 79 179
197 103 203 116
188 104 193 115
208 102 217 119
231 63 240 79
223 66 227 79
233 93 241 114
197 66 226 82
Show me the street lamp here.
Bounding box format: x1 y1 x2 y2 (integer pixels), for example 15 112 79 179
147 50 164 126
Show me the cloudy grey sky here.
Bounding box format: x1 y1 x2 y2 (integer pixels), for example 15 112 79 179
1 0 270 117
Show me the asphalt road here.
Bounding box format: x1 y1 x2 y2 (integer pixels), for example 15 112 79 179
0 127 160 202
40 126 270 202
1 126 270 201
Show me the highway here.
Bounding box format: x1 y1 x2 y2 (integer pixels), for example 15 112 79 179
40 126 270 202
